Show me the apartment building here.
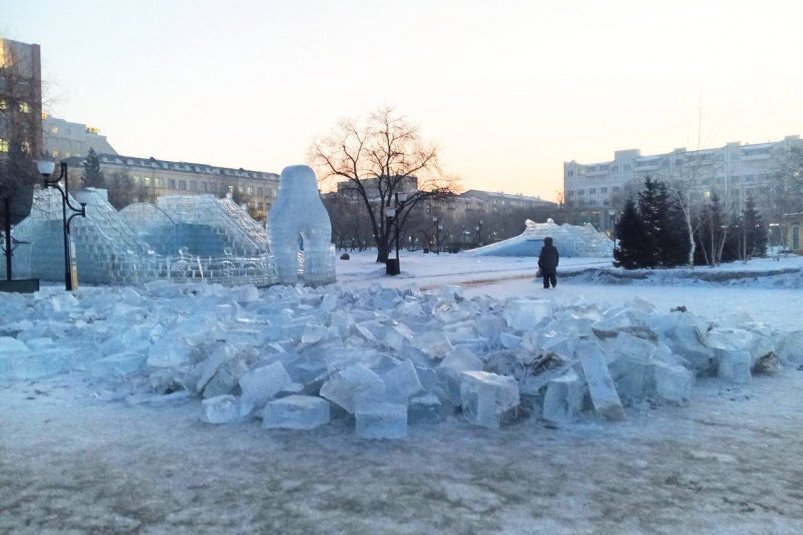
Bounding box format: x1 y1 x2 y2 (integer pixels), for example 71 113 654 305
564 135 803 230
42 115 117 160
85 153 280 219
0 37 42 159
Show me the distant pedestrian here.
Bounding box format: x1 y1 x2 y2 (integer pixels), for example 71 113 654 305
538 236 559 289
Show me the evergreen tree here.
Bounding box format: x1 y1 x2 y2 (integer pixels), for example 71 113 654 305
653 180 688 267
636 176 662 268
742 195 767 258
613 197 647 269
82 148 105 188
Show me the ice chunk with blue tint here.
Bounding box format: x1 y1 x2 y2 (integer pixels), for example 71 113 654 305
202 394 240 424
542 370 585 424
504 298 552 332
319 364 385 414
263 395 330 430
239 361 293 416
459 371 520 429
355 401 407 439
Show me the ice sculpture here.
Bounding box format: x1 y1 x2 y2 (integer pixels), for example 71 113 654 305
467 218 613 258
267 165 335 286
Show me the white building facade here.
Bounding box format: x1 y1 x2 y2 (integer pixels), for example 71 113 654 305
564 135 803 231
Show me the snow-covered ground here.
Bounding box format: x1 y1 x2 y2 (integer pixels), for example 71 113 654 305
2 251 803 534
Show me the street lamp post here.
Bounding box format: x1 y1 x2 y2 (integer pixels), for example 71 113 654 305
36 161 86 291
476 219 483 247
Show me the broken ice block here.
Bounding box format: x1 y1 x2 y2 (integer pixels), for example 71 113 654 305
382 359 423 402
716 348 752 384
708 327 774 365
504 298 552 332
459 371 520 429
88 351 147 378
202 395 240 424
147 335 191 368
263 395 330 430
408 392 445 424
576 342 625 421
777 330 803 365
542 370 585 424
239 361 293 416
301 323 329 345
653 362 693 404
319 364 385 414
355 401 407 439
412 331 453 360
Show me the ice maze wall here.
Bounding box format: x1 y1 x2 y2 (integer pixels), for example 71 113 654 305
4 166 335 287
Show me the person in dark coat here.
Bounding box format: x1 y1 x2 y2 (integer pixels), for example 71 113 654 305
538 236 559 289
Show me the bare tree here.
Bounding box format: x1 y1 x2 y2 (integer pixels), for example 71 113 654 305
308 106 458 263
0 43 40 279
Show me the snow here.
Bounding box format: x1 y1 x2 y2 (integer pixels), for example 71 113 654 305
3 250 803 532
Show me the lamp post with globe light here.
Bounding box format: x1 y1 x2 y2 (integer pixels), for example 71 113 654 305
36 160 86 290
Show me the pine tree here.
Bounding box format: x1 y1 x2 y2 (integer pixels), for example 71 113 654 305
636 176 662 268
613 197 647 269
655 180 689 267
742 195 767 258
82 148 105 188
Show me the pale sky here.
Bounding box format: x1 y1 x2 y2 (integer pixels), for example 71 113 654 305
2 0 802 201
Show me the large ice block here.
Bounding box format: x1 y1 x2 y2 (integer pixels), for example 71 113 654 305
263 395 330 430
202 394 240 424
459 371 520 429
653 362 694 404
382 359 423 402
575 341 625 421
239 361 293 417
319 364 385 414
542 370 585 424
716 349 752 384
504 298 552 332
355 401 407 439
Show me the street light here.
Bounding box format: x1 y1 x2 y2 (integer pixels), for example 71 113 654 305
476 219 483 247
36 160 86 290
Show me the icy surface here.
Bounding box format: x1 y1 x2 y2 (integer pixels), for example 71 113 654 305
4 252 803 531
263 395 330 430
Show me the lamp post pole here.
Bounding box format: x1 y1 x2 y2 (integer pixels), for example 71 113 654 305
38 161 86 291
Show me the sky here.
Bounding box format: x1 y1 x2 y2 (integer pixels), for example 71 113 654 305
2 0 802 201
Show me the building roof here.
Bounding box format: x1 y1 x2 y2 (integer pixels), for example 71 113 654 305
95 153 278 181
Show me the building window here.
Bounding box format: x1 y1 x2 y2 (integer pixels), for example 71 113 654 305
155 178 165 188
257 187 264 196
568 170 574 177
132 175 141 183
600 187 607 193
589 188 596 194
247 186 254 195
0 138 8 152
189 181 197 191
167 179 176 189
18 102 30 113
0 99 7 111
143 177 151 185
612 186 620 193
179 180 187 190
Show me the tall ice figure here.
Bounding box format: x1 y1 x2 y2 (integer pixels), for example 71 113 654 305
267 165 335 286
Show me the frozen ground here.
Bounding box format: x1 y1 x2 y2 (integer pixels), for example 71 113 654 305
2 251 803 534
